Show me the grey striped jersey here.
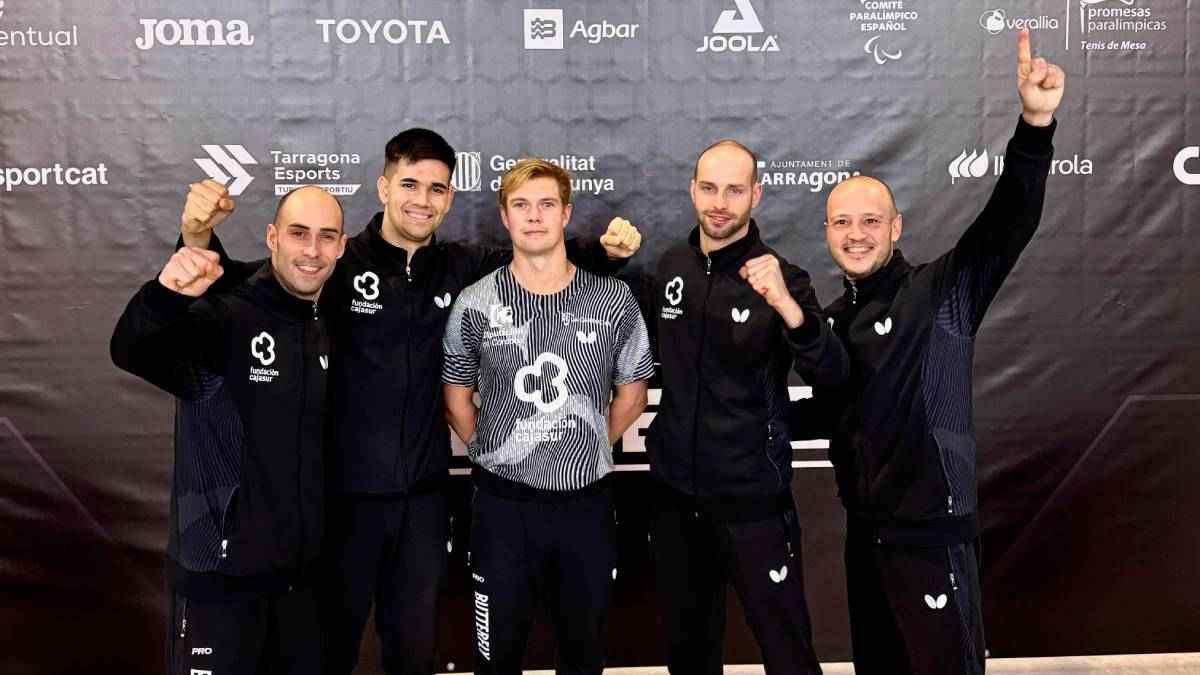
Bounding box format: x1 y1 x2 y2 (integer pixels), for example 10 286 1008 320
442 266 653 491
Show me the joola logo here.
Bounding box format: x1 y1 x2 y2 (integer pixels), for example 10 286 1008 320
697 0 779 53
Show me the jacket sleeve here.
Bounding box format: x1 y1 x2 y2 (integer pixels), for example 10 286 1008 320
464 243 514 282
780 265 849 389
565 237 629 277
937 115 1055 335
180 232 265 295
110 279 231 399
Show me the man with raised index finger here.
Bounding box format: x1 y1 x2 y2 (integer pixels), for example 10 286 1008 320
806 29 1065 674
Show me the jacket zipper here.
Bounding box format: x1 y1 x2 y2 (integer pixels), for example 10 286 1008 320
295 305 318 573
849 279 858 305
394 264 412 484
688 256 714 501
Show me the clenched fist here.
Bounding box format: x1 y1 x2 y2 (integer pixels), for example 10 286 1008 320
181 180 235 248
599 217 642 259
739 254 805 328
158 247 224 298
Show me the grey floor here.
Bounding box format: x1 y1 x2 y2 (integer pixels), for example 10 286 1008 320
440 652 1200 674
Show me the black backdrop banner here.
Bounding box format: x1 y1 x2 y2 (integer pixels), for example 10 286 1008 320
2 1 1198 673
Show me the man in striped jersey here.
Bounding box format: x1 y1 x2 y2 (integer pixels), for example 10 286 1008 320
443 158 653 675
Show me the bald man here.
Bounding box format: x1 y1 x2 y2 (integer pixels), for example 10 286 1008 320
112 185 346 675
643 140 848 674
805 30 1064 674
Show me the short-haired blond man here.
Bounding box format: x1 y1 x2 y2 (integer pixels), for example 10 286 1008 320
443 159 653 675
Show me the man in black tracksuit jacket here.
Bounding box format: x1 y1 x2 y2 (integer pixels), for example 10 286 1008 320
182 129 640 675
644 139 849 674
797 30 1065 675
111 186 346 675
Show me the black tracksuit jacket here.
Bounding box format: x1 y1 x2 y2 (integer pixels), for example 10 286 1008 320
111 264 328 596
646 221 849 514
806 117 1055 544
207 213 620 496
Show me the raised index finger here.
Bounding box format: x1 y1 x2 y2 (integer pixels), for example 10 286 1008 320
1017 28 1032 73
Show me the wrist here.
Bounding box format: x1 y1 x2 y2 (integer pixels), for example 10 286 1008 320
774 296 805 328
1021 110 1053 127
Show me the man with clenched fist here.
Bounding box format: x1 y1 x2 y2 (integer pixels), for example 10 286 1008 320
643 138 849 674
111 186 346 675
181 129 641 675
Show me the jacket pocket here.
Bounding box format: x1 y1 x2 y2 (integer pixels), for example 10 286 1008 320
218 485 239 561
930 428 978 516
764 422 784 489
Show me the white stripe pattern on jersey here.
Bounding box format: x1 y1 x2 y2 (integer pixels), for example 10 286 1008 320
443 266 652 491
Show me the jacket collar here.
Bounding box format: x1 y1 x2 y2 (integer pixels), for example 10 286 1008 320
842 249 911 304
687 219 763 273
247 262 319 321
364 212 440 277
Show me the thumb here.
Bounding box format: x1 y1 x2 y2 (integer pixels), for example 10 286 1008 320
219 197 235 212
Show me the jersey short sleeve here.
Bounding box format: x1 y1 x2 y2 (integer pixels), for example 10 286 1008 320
442 291 482 387
612 285 654 386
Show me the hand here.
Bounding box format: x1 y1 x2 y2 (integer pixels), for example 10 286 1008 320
599 217 642 259
181 180 235 246
1016 28 1065 127
158 247 224 297
739 254 804 328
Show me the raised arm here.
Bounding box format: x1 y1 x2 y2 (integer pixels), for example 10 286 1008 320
941 29 1064 334
110 248 230 398
739 254 849 388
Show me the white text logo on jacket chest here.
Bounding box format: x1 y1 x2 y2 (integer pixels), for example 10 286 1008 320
351 270 383 315
249 331 280 383
661 276 684 320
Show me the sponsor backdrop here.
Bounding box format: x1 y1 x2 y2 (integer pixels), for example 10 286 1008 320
2 0 1198 672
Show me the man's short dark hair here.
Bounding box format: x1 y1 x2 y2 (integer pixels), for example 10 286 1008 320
383 128 456 177
694 139 758 183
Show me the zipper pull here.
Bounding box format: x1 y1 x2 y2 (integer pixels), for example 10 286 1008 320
446 516 454 554
406 263 412 282
950 571 959 591
220 539 228 559
705 257 712 276
850 280 858 305
312 302 319 321
947 495 954 514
